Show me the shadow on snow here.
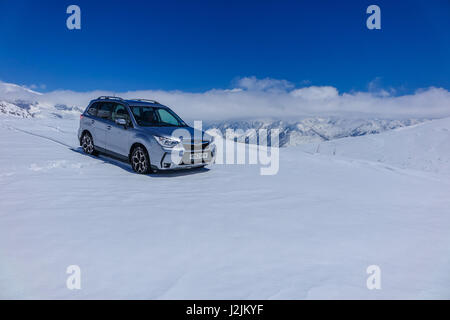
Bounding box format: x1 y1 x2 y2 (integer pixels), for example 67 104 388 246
71 147 210 178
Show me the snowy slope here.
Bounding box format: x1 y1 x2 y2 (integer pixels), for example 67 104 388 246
0 82 42 101
299 118 450 177
1 114 450 299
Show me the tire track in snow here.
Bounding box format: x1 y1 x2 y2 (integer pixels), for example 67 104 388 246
2 124 137 174
5 125 75 149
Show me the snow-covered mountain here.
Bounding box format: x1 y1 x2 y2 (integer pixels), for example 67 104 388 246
204 118 426 147
0 81 84 119
0 100 35 118
0 99 83 119
0 96 428 147
0 81 435 147
0 81 42 101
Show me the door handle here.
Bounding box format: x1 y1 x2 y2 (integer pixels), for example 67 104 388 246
107 125 111 130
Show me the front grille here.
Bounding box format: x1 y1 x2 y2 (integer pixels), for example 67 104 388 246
183 141 210 151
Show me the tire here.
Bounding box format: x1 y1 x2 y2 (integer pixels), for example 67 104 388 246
131 146 151 174
81 132 97 156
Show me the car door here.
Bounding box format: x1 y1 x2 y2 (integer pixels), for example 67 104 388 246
94 102 114 150
106 103 133 156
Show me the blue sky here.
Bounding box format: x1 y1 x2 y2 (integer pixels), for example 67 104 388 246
0 0 448 93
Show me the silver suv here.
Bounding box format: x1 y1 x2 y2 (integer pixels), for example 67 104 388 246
78 96 215 174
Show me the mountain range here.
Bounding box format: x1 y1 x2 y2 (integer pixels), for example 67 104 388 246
0 81 429 147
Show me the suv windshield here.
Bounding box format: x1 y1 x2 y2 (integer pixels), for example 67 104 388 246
130 106 187 127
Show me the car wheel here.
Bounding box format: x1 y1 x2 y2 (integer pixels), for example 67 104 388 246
81 132 97 156
131 146 150 174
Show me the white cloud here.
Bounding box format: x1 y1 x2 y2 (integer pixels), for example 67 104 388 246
367 77 396 97
291 86 339 100
1 78 450 121
234 76 294 92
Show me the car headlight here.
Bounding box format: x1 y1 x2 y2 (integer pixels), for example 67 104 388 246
154 136 181 148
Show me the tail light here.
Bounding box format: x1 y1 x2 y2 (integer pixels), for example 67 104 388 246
80 114 84 120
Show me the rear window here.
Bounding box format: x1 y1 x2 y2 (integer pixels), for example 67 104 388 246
87 103 98 116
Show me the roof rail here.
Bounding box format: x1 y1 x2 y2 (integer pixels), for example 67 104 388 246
133 99 161 105
97 96 124 101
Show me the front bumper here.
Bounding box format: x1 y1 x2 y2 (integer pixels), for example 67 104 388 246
157 144 216 170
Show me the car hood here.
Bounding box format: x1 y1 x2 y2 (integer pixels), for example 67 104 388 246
140 126 213 142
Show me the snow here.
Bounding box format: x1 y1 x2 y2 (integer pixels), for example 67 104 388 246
205 118 426 147
1 113 450 299
0 82 42 97
299 118 450 177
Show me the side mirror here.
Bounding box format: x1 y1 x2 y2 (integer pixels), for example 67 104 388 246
115 118 127 126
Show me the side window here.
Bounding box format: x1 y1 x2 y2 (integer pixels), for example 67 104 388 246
142 107 158 124
112 104 130 121
87 102 98 117
131 106 141 120
97 102 113 121
131 106 158 126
